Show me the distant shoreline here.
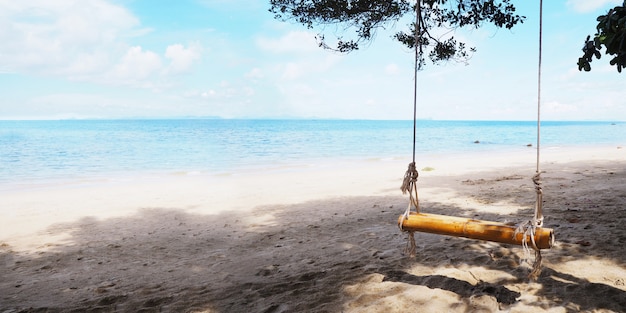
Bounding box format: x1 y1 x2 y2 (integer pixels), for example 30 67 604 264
1 144 623 193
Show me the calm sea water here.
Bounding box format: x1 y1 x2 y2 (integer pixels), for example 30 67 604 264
0 119 624 187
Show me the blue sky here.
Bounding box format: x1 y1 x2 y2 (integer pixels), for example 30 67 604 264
0 0 624 120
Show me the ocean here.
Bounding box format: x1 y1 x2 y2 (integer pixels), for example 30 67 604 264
1 119 624 188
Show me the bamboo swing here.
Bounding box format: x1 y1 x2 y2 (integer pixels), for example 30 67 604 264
398 0 555 273
399 212 554 249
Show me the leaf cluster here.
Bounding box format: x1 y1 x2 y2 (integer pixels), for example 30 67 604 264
269 0 411 52
269 0 525 68
579 1 626 73
395 0 523 68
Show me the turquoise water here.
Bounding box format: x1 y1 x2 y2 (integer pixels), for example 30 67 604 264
1 119 624 186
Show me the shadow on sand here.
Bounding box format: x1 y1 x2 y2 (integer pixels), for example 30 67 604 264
2 164 626 312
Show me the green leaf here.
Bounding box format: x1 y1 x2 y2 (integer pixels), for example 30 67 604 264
595 36 603 48
578 58 584 71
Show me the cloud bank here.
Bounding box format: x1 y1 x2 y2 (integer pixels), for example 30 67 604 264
0 0 202 88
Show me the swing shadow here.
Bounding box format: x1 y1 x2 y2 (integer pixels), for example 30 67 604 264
381 270 521 305
2 165 626 312
535 267 626 311
378 263 626 312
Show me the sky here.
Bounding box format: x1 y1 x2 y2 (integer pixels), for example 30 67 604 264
0 0 624 121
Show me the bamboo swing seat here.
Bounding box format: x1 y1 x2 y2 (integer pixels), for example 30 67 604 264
398 212 554 249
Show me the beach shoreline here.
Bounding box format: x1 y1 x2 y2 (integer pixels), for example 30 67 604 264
2 145 622 241
1 145 626 312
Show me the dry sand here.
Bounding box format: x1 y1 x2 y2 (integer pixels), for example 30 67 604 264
1 146 626 312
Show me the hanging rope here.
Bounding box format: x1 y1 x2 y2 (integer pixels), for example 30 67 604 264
399 0 422 258
534 0 545 230
516 0 545 280
530 0 545 280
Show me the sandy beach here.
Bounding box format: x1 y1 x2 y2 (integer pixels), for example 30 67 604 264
1 146 626 312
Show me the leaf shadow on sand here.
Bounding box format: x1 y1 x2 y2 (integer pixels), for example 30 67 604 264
1 163 626 312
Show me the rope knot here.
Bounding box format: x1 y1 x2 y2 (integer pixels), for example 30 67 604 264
532 172 543 194
514 220 543 280
400 162 420 258
401 162 419 194
532 172 544 227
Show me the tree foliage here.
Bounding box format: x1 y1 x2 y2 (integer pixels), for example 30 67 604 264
579 1 626 73
269 0 525 68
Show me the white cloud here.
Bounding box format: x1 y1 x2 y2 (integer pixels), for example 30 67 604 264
567 0 622 13
245 68 264 80
65 52 110 76
272 53 342 81
0 0 201 88
196 0 264 12
385 63 400 75
165 43 202 74
544 100 577 114
108 46 162 82
256 31 319 53
281 62 304 80
0 0 142 74
187 80 257 102
1 92 147 119
201 90 216 98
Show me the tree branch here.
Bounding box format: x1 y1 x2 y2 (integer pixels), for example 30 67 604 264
269 0 524 67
